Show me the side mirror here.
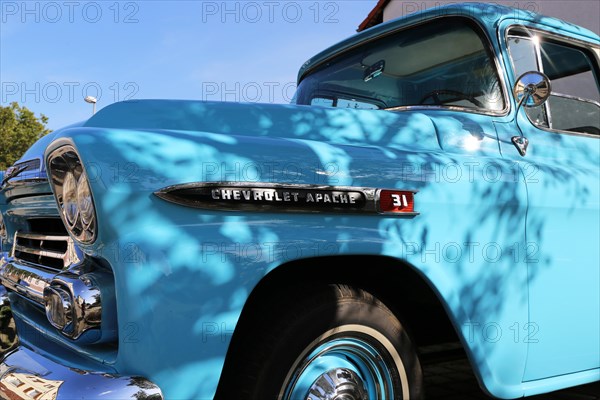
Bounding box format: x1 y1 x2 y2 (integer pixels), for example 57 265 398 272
513 71 551 109
510 71 551 157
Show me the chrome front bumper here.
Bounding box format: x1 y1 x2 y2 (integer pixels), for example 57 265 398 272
0 287 163 400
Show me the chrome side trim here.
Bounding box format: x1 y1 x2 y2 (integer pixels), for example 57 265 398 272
1 346 163 400
155 182 420 217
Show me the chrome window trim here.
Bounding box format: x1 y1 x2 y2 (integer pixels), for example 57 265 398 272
533 33 554 127
503 24 600 138
298 15 511 118
505 25 600 54
384 104 502 117
551 92 600 108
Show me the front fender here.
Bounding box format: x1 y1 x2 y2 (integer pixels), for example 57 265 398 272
43 119 529 398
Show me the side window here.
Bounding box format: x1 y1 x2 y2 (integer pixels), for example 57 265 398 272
540 41 600 134
508 31 600 135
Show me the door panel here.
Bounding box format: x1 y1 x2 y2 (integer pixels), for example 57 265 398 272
506 28 600 380
520 123 600 380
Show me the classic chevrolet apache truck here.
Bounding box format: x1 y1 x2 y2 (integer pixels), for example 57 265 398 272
1 3 599 399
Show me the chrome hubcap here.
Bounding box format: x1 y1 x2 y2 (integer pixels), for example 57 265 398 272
282 326 404 399
307 368 368 400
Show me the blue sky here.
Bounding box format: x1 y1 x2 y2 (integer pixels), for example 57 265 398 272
1 0 375 130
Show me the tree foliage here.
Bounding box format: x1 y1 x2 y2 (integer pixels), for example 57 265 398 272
0 102 52 170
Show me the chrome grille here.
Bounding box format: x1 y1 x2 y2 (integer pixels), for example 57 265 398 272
11 231 79 271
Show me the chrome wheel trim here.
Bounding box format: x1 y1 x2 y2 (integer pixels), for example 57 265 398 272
307 368 368 400
279 324 410 400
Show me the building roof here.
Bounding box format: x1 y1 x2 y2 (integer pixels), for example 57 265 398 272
358 0 390 32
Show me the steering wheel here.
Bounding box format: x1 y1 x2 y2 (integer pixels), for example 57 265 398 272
419 90 485 108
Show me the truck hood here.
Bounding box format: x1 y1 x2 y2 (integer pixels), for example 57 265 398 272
83 100 442 152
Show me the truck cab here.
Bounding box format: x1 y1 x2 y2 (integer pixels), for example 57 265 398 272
1 3 598 399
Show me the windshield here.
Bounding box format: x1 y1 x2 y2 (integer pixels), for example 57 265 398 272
295 18 505 112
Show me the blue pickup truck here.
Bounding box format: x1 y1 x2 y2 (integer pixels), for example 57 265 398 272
1 3 598 399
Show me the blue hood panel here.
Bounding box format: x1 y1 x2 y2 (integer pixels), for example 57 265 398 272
84 100 441 153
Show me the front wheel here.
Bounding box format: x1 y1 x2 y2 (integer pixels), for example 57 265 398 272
227 284 423 399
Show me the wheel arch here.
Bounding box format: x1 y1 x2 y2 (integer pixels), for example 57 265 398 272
215 255 466 397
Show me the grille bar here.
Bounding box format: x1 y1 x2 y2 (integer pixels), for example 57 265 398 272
15 232 69 241
11 231 79 270
14 244 67 259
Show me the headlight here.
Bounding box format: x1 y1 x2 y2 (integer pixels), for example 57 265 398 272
63 171 79 229
77 174 94 228
47 146 97 244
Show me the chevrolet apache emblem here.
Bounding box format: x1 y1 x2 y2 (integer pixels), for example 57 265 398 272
155 182 418 216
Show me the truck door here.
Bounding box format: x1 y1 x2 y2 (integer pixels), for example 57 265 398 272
505 27 600 380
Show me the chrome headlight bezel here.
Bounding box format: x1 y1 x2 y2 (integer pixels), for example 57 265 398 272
47 145 97 244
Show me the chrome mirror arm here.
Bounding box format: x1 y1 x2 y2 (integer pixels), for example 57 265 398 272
511 71 552 157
